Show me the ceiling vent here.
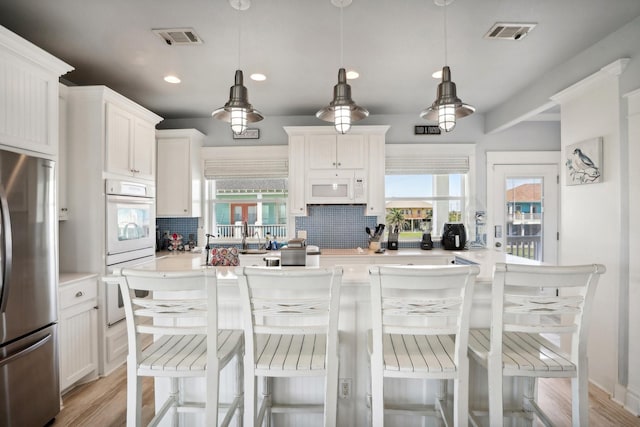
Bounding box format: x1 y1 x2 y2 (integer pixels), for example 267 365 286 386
484 22 537 40
152 28 203 46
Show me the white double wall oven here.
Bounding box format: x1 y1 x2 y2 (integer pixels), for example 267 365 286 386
104 179 156 326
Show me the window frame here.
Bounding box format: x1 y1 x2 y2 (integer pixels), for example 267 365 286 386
384 143 476 241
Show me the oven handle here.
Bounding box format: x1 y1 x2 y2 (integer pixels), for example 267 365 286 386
107 194 154 204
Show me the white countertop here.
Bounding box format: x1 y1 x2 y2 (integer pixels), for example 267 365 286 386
134 248 542 285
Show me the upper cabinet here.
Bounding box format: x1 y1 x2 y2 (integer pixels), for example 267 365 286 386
0 25 73 156
284 126 389 218
58 84 69 220
66 86 162 185
106 102 157 180
156 129 204 217
307 134 365 170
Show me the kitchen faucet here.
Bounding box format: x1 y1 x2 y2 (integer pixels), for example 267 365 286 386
241 221 248 250
254 231 265 250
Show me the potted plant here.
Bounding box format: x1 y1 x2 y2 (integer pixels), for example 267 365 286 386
385 208 407 234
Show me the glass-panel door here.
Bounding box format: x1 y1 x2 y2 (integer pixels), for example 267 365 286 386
492 164 558 263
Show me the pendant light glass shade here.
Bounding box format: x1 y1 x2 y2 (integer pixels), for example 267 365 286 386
420 67 474 132
212 69 263 136
316 68 369 134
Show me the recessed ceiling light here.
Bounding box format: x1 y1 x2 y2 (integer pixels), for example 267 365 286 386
164 75 181 84
250 73 266 81
346 70 359 79
431 69 442 79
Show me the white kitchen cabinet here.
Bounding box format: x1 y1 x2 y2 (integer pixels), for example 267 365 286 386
156 129 204 217
62 86 161 376
287 134 307 216
58 274 99 392
284 126 389 226
366 133 386 217
106 102 156 180
0 26 73 156
58 84 69 220
307 133 365 170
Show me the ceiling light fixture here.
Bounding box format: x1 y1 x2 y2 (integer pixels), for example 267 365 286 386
316 0 368 134
164 75 181 84
212 0 263 136
420 0 474 132
250 73 266 81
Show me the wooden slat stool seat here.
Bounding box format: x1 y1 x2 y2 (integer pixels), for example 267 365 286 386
236 266 342 427
468 263 605 427
105 268 244 427
368 265 480 427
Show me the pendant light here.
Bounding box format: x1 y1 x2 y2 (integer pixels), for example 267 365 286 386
420 0 474 132
316 0 368 134
212 0 263 136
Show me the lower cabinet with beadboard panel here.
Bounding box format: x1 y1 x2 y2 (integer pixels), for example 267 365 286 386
59 273 99 393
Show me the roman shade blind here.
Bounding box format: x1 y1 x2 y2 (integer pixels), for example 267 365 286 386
203 158 288 179
385 155 470 175
201 145 289 179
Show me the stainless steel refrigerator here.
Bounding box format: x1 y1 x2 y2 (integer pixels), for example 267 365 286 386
0 149 59 426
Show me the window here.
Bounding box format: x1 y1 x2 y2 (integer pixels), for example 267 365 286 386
202 145 289 242
385 144 474 241
385 174 466 239
207 178 288 239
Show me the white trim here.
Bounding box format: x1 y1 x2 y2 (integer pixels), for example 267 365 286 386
550 58 630 104
486 151 560 260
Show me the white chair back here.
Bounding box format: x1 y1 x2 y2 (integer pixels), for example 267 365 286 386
490 263 605 365
236 266 342 366
115 268 218 362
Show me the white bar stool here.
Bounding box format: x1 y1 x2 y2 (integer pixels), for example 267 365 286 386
106 268 244 427
468 263 605 427
368 264 480 427
235 266 342 427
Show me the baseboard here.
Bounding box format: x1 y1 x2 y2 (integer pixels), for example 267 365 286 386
613 383 640 416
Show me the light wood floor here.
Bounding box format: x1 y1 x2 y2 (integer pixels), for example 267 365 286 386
52 367 639 426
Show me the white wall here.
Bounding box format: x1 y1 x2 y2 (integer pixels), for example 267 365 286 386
624 88 640 415
553 69 623 393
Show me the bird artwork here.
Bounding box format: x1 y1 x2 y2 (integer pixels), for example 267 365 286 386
565 139 602 185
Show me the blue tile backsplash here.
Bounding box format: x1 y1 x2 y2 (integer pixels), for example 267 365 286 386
158 206 439 251
157 217 199 249
296 205 378 249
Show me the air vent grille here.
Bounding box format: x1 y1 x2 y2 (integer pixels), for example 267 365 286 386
484 22 536 40
152 28 203 45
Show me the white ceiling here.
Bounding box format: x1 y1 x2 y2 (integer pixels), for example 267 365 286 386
1 0 639 122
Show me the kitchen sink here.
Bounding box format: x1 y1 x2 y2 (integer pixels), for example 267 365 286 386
239 249 268 254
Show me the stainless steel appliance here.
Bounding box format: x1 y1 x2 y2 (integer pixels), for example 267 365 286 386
442 223 467 250
0 149 60 426
105 179 155 326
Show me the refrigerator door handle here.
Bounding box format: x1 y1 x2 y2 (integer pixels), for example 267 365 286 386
0 182 13 313
0 333 52 368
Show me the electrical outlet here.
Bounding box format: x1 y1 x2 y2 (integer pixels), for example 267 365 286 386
339 378 352 399
297 230 307 239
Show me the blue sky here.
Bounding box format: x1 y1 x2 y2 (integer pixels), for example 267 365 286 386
385 174 463 197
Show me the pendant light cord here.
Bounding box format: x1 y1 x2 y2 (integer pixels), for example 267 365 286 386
443 0 448 66
340 3 344 67
237 0 242 69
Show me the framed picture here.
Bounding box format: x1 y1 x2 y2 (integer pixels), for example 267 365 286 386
565 137 603 185
232 128 260 139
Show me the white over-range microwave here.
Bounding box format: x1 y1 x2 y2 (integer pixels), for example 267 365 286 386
306 170 366 204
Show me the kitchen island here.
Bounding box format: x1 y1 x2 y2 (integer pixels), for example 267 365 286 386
128 248 540 426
